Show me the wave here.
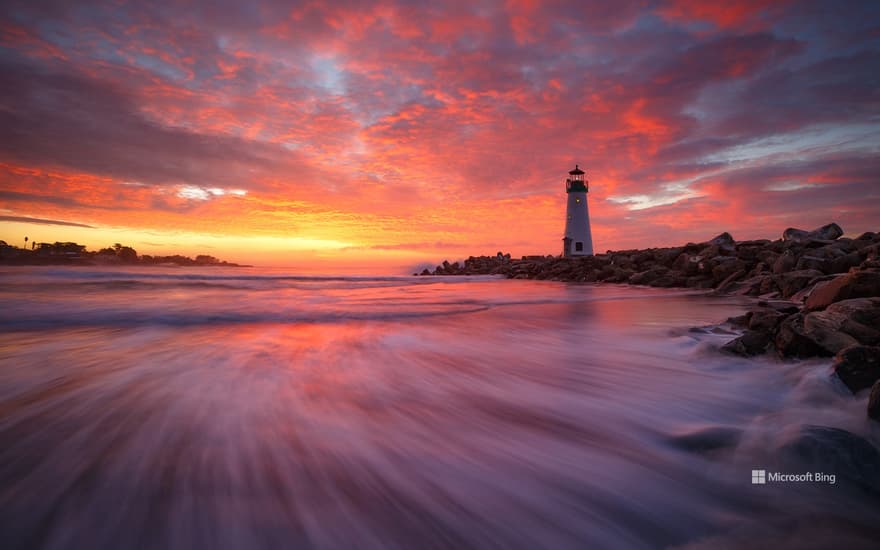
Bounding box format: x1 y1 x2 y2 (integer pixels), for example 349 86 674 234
0 304 496 330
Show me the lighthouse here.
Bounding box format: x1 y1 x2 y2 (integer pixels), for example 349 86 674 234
562 164 594 256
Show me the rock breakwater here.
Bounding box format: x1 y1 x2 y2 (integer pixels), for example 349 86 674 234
423 223 880 420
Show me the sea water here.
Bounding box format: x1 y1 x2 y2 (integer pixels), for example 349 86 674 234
1 266 878 549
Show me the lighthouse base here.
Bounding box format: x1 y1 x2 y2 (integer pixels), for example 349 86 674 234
562 237 593 257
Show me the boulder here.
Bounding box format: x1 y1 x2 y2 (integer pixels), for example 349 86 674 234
833 345 880 393
746 261 770 277
757 249 780 266
802 310 860 354
656 247 685 267
783 299 880 358
782 223 844 243
759 275 778 295
795 255 832 274
772 252 796 274
685 275 715 289
775 313 833 358
788 275 837 304
629 267 668 285
830 251 865 274
712 258 746 283
823 298 880 345
775 269 823 298
869 381 880 421
716 269 746 292
721 330 772 356
804 269 880 310
729 274 771 296
756 300 801 314
726 313 750 327
778 425 880 495
748 309 786 333
666 426 743 454
648 274 685 288
671 253 701 275
706 232 735 246
812 222 845 241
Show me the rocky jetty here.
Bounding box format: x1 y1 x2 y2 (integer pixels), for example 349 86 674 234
423 223 880 420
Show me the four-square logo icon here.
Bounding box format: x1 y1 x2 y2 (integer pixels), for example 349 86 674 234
751 469 766 484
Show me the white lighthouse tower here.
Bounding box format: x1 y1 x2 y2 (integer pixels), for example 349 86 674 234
562 164 594 256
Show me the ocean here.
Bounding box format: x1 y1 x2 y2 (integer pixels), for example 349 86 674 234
1 266 878 549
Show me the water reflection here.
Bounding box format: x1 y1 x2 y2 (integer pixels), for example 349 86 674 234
0 267 878 549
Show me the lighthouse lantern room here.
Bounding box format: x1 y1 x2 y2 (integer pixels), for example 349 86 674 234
562 164 594 257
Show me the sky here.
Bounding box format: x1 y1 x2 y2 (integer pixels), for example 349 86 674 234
0 0 878 271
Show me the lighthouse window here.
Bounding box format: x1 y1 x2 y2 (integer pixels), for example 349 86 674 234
575 242 583 252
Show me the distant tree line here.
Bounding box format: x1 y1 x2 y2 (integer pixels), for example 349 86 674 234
0 240 245 266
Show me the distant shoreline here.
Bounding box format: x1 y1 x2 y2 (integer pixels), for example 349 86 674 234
0 241 249 267
0 259 251 267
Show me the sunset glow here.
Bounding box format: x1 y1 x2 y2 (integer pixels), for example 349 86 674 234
1 1 878 270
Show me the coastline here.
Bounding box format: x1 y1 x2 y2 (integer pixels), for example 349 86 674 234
0 241 249 267
424 223 880 420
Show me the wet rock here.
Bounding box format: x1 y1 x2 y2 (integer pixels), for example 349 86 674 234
629 267 668 285
801 310 860 354
721 330 772 356
685 275 714 289
759 275 779 295
776 269 824 298
649 274 685 288
833 345 880 393
779 425 880 495
726 313 750 327
813 298 880 345
715 269 746 293
788 277 831 304
748 309 786 333
775 314 833 358
666 426 743 454
804 269 880 311
729 274 770 296
689 325 737 336
712 258 746 283
756 300 800 314
869 381 880 421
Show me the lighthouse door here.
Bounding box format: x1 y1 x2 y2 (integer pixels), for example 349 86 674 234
562 237 572 257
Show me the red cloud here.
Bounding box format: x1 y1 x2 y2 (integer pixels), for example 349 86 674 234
0 1 877 267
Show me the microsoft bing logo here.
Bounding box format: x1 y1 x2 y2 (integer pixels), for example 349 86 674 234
751 469 766 484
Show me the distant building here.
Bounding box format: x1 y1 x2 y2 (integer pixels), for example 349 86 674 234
562 165 594 256
34 242 87 258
